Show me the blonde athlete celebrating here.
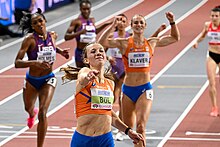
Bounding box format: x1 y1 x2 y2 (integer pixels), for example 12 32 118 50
60 42 145 147
98 12 180 146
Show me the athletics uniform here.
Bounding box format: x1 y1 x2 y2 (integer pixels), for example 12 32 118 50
207 22 220 64
71 79 114 147
25 32 57 90
75 15 96 65
122 37 154 102
108 32 130 79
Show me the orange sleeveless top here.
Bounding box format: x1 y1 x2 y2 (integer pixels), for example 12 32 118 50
75 79 114 118
122 37 153 72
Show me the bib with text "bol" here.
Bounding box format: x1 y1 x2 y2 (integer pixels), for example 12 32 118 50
90 88 114 109
128 52 150 67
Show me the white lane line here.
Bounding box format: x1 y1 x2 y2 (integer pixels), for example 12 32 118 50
0 94 75 146
0 131 72 136
0 0 144 75
151 0 208 84
1 135 220 142
0 0 113 51
157 80 209 147
186 131 220 136
157 0 211 145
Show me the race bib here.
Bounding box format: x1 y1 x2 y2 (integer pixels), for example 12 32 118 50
90 88 114 109
109 48 122 58
146 89 153 101
47 77 57 88
80 33 96 43
37 46 56 64
208 31 220 44
128 52 150 67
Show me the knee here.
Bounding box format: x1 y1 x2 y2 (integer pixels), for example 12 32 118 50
136 123 145 134
38 107 47 121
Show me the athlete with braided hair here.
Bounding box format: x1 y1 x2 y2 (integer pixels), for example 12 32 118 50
14 8 69 147
193 5 220 117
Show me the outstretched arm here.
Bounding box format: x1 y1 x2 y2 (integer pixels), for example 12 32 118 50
96 19 112 34
156 12 180 47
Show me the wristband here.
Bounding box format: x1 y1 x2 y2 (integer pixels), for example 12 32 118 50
125 127 132 135
170 22 175 25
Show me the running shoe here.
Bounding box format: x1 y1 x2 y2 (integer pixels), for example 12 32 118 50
210 107 219 117
115 131 124 141
27 108 39 128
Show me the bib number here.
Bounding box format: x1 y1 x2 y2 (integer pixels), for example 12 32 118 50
90 88 114 109
128 52 150 67
47 77 57 88
146 89 153 101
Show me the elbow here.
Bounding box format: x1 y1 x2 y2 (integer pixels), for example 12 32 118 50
14 61 19 68
173 35 180 42
64 36 69 41
176 36 180 41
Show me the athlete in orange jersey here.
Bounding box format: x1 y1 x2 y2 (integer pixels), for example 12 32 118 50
99 12 180 147
61 42 145 147
193 6 220 117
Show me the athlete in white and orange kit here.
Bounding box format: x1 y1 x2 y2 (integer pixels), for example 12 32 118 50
98 12 180 147
193 6 220 117
65 42 145 147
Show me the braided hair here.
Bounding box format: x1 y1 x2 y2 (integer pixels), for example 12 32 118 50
19 8 46 34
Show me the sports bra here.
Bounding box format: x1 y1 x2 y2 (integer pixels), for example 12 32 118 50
27 32 56 64
122 36 153 72
207 22 220 45
75 79 114 118
75 15 96 43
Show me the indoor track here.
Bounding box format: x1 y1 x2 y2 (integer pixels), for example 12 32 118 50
0 0 220 147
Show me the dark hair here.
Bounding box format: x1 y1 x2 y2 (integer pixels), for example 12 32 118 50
79 0 91 7
19 8 46 34
212 5 220 12
114 13 128 31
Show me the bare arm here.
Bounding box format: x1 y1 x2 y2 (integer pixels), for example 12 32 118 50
98 17 127 53
96 19 112 34
14 36 50 69
50 31 69 59
156 12 180 47
193 22 209 49
111 110 146 146
64 19 86 41
76 68 99 93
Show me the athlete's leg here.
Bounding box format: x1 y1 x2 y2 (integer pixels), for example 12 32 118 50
37 83 56 147
135 93 152 147
23 81 38 118
121 93 136 128
206 57 218 108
